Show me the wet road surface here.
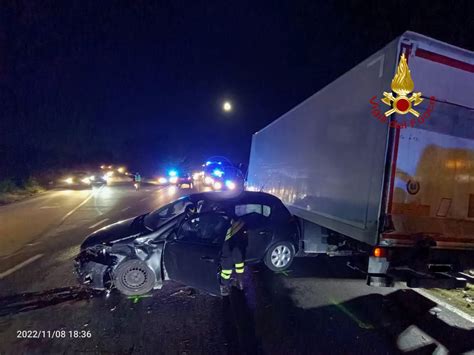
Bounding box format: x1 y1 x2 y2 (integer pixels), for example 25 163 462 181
0 183 472 354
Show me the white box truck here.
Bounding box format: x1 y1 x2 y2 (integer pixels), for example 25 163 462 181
247 31 474 288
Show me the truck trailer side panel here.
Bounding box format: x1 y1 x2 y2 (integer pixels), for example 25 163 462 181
247 39 398 246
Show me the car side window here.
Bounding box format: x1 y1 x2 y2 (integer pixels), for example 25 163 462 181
235 204 271 217
262 205 271 217
177 213 230 245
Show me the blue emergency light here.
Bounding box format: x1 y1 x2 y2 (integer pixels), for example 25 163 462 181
212 169 224 177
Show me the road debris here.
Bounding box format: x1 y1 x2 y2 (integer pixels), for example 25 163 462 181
169 288 196 298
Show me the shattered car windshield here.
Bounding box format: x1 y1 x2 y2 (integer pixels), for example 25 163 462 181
143 196 192 230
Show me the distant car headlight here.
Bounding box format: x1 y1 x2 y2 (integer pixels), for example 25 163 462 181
204 176 214 185
169 176 178 184
81 177 91 184
65 177 74 184
106 171 114 177
225 180 236 190
102 174 109 181
89 175 95 181
158 177 168 184
213 181 222 190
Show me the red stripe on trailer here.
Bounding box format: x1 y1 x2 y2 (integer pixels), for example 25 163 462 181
387 128 400 213
415 48 474 73
382 233 474 244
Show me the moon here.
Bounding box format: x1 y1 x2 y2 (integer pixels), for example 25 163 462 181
223 101 232 112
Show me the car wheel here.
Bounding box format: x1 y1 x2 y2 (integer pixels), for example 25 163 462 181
113 259 156 296
264 242 295 272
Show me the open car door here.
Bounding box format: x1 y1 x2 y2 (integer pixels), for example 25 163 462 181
162 212 230 296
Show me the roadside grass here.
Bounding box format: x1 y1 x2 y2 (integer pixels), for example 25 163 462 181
0 177 46 205
427 282 474 317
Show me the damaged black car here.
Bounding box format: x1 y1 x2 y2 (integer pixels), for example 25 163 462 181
75 191 299 296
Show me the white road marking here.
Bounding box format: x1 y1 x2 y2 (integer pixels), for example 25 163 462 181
89 218 109 229
39 205 59 209
60 189 99 223
140 197 149 202
121 206 131 212
0 254 44 280
93 190 105 216
415 288 474 323
26 242 41 247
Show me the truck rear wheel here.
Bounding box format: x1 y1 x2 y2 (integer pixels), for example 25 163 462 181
264 242 295 272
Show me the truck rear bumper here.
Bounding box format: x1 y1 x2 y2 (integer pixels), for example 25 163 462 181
367 253 469 289
406 275 467 289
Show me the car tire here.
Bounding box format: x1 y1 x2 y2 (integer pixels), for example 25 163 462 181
113 259 156 296
264 242 295 272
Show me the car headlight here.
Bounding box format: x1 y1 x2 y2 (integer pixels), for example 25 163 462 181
89 175 95 181
81 177 91 184
204 176 214 185
65 177 74 184
102 174 109 181
213 181 222 190
169 176 178 184
158 177 168 184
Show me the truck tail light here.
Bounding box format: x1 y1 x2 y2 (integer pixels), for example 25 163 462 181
373 247 387 258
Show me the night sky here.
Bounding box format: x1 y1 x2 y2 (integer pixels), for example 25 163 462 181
1 1 473 177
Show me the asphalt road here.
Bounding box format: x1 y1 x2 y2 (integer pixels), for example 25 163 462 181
0 182 473 354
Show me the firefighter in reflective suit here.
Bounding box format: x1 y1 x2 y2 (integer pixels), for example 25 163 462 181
220 218 247 296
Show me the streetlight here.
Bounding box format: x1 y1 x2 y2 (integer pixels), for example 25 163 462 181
223 101 232 112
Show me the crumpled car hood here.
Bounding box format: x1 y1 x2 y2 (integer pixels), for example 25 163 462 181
80 215 150 249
